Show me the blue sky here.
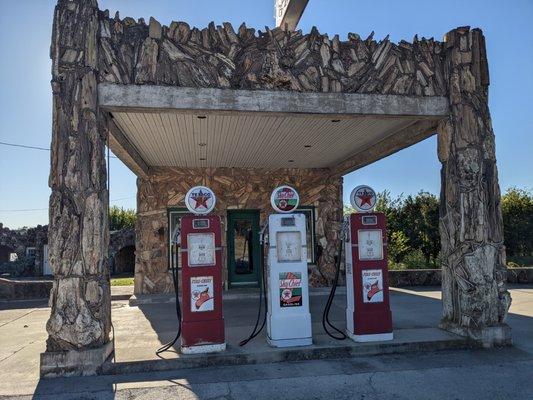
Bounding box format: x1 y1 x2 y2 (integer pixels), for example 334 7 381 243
0 0 532 228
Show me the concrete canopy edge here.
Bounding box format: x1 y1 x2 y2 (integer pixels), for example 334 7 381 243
98 83 449 118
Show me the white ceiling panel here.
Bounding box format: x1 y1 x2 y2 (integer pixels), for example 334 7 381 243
111 111 420 169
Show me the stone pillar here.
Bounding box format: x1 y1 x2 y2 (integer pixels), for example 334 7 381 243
41 0 113 377
438 27 511 346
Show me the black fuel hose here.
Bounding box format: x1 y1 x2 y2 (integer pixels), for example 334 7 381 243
156 245 182 356
322 237 347 340
239 236 268 346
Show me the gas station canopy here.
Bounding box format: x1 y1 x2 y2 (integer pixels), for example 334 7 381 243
99 83 448 177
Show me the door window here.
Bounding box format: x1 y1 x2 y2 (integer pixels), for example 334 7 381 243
233 219 254 275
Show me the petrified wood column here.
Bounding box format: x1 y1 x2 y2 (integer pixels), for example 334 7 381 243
42 0 112 377
438 27 511 346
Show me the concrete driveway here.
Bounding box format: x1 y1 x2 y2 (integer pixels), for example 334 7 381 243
0 285 531 399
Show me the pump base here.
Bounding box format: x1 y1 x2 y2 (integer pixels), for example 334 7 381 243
347 330 393 342
181 342 226 355
267 336 312 348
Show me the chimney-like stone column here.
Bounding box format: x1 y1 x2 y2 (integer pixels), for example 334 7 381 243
41 0 113 377
438 27 511 346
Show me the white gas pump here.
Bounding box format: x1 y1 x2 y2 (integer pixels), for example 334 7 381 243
266 186 312 347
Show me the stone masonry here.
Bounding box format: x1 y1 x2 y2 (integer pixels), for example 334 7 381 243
135 167 342 294
97 11 446 96
438 27 511 344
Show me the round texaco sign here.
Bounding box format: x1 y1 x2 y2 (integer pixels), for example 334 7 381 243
270 185 300 213
350 185 377 213
185 186 216 215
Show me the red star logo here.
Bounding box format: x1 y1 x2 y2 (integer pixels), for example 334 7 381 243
192 190 209 209
357 191 373 207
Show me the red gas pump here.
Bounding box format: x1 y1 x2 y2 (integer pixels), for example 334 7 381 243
345 186 393 342
180 214 225 353
155 186 225 356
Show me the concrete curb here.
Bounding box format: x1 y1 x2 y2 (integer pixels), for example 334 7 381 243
128 287 346 306
101 332 478 376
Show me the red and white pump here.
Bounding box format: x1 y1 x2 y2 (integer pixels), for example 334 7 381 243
156 186 225 356
345 185 393 342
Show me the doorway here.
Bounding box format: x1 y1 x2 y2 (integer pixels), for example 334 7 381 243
227 210 261 288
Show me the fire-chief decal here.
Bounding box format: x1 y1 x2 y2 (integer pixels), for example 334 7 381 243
279 272 302 307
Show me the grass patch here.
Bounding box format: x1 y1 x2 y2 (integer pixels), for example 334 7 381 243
110 276 134 286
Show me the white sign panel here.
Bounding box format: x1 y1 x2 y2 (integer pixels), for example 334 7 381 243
271 185 300 213
275 0 290 26
191 276 214 312
350 185 377 213
358 229 383 260
275 0 309 30
187 233 216 266
185 186 216 215
276 231 302 262
362 269 384 303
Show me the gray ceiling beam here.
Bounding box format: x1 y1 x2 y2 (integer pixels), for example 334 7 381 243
332 119 441 176
98 83 449 119
105 113 151 178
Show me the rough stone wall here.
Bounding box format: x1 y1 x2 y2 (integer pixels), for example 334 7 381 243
0 224 48 276
46 0 111 352
438 27 511 339
97 13 446 96
135 167 342 294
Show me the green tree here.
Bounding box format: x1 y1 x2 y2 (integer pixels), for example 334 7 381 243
400 192 440 266
501 188 533 257
388 230 411 264
109 206 136 231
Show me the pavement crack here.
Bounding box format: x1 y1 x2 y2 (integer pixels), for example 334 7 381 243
0 342 32 364
367 372 378 395
0 308 38 328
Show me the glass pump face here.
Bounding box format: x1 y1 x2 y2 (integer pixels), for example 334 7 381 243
187 233 216 266
276 231 302 262
357 229 383 260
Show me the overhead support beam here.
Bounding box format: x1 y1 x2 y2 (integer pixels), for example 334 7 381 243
105 114 151 178
98 83 449 118
275 0 309 31
332 119 441 176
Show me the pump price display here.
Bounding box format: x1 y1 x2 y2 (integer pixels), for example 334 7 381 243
357 229 383 260
276 231 302 262
187 233 216 266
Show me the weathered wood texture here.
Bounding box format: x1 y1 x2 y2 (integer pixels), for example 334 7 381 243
438 27 511 340
97 13 446 96
135 167 342 294
47 0 111 351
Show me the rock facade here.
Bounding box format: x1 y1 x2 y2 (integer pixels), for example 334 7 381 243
97 12 446 96
135 167 342 294
46 0 111 353
438 27 511 342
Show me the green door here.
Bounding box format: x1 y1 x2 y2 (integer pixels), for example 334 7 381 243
227 210 261 288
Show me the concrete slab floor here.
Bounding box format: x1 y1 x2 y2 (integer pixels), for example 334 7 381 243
0 285 531 398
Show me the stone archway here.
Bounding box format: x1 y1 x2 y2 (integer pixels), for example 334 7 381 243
113 245 135 275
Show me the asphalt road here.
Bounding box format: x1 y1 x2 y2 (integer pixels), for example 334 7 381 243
5 348 533 400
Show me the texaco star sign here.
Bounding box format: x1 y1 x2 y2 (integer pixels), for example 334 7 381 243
350 185 377 213
185 186 216 215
